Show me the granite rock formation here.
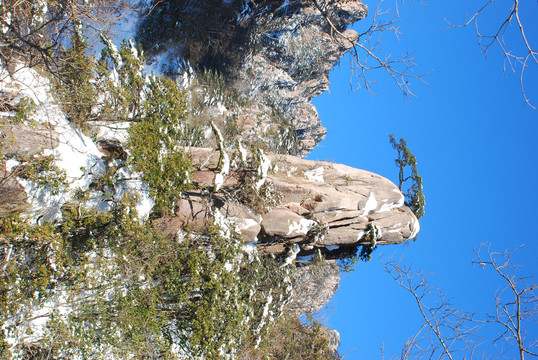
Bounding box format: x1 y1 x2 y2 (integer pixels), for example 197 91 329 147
232 0 367 153
154 147 420 258
138 0 368 154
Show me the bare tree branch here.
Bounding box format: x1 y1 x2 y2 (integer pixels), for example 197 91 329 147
444 0 538 108
473 243 538 359
382 257 480 359
312 0 428 99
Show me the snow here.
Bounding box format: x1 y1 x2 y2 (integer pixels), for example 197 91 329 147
2 289 75 358
1 63 155 220
286 165 298 177
237 140 247 164
5 159 20 172
111 166 155 218
213 208 233 239
100 34 123 68
280 244 300 268
255 150 271 190
241 243 260 263
236 217 260 231
408 217 420 239
362 192 378 216
355 230 365 241
2 11 11 34
177 229 187 244
96 121 131 142
216 102 227 114
304 166 324 182
287 218 316 236
224 261 234 272
392 187 406 206
0 63 105 220
254 290 274 347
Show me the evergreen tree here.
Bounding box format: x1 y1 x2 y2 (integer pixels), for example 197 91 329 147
389 134 425 220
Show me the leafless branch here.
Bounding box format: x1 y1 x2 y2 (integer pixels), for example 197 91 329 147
383 256 480 359
444 0 537 108
0 0 139 77
473 243 538 359
312 0 428 99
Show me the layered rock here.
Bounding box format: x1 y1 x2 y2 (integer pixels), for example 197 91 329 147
155 147 420 258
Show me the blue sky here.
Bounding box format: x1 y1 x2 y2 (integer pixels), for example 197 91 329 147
307 1 538 358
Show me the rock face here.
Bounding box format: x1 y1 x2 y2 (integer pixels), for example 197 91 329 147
155 147 420 258
233 0 367 153
138 0 368 154
290 260 341 316
0 123 60 216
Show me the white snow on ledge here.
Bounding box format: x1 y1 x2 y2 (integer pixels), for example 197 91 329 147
361 192 378 216
304 166 324 182
287 218 316 237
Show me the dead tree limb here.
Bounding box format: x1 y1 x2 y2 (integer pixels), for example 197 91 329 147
444 0 537 108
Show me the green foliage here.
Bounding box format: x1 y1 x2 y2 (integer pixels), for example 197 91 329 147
127 76 193 214
54 32 98 128
96 38 146 123
339 245 377 273
16 155 67 195
338 223 380 272
228 146 281 213
1 193 293 358
389 134 425 220
250 314 341 360
0 215 70 316
12 96 36 124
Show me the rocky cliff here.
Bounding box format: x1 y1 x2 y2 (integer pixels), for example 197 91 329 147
0 0 421 358
137 0 367 154
154 147 419 257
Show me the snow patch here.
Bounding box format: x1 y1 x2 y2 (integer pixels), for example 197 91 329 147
1 64 155 220
5 159 20 172
392 188 406 206
242 243 260 263
408 216 420 239
237 140 247 165
280 244 300 268
286 166 297 177
287 218 316 237
96 121 131 143
254 289 273 347
362 192 378 216
255 150 271 190
304 166 324 182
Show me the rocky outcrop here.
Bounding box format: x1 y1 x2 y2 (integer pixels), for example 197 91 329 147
155 147 420 258
233 0 367 153
0 123 60 216
290 260 341 316
138 0 368 154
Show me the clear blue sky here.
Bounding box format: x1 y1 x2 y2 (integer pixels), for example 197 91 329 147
307 1 538 358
